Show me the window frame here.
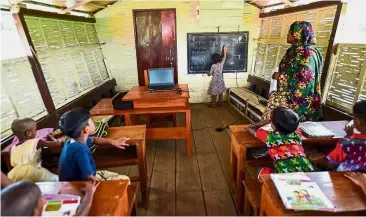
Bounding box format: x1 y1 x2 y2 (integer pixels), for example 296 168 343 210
1 8 112 143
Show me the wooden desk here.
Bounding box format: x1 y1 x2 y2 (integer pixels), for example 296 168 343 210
229 121 348 212
90 85 192 156
2 126 148 208
37 180 136 216
260 172 366 216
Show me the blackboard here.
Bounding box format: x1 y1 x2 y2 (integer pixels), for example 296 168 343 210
187 32 249 74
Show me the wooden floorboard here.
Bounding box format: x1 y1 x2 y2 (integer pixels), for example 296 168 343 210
126 103 247 216
149 139 176 192
176 191 206 216
176 139 201 192
204 190 238 216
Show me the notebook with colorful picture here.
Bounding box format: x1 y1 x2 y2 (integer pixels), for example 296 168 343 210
42 194 81 216
270 173 335 211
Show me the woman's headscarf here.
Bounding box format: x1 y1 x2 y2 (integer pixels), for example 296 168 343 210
277 21 323 121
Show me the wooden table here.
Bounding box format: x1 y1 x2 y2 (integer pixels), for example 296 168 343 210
2 125 148 208
37 180 137 216
229 121 348 212
90 84 192 156
260 172 366 216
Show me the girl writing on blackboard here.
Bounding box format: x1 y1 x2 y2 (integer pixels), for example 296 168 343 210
208 45 227 107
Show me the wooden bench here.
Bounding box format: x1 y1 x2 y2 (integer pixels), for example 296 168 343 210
243 180 262 216
2 125 149 208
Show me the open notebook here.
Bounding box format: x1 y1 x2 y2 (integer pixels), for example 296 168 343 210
299 122 335 138
42 194 81 216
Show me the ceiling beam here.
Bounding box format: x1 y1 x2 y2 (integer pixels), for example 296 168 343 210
9 0 26 4
281 0 296 7
58 0 92 14
88 2 106 9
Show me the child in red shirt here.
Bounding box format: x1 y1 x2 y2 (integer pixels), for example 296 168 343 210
314 100 366 171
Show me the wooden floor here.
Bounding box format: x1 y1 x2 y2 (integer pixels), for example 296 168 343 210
107 103 250 216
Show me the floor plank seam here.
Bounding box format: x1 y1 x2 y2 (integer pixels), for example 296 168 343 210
192 106 209 216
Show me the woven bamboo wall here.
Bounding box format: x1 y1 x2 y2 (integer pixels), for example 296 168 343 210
24 16 110 108
252 5 337 81
324 44 366 113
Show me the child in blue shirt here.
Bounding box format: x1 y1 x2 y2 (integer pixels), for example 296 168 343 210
58 108 130 182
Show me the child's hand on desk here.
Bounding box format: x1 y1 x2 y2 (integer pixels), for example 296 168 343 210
112 137 130 149
82 181 100 195
345 172 366 188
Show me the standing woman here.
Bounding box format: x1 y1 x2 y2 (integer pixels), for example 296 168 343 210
262 21 323 122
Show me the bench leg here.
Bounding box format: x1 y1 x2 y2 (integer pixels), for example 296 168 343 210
136 140 148 208
185 110 192 156
243 193 251 216
125 114 132 126
230 148 237 190
236 161 245 212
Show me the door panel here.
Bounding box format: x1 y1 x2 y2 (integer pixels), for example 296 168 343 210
134 10 177 86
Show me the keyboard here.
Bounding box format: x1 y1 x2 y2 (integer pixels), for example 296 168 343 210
148 85 175 91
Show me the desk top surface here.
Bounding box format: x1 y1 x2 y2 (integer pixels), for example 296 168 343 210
229 121 348 147
123 84 190 101
37 180 129 216
261 172 366 214
1 126 146 154
89 98 190 116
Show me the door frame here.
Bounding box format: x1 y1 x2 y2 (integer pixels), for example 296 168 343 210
132 8 178 86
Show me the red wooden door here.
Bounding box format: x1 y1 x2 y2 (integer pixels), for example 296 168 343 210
134 10 177 86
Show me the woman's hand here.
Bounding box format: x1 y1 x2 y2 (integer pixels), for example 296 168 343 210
272 72 280 80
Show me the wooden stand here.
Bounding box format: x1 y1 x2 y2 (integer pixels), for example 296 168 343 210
90 84 192 156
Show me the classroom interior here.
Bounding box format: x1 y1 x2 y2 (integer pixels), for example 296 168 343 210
1 0 366 216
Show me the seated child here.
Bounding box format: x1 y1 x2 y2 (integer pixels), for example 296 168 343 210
314 100 366 171
7 118 59 182
248 107 314 175
58 108 130 182
1 180 98 216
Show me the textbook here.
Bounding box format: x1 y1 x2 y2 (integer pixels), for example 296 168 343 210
42 194 81 216
299 122 335 138
270 173 335 211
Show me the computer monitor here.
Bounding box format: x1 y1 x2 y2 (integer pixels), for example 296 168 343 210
148 68 174 86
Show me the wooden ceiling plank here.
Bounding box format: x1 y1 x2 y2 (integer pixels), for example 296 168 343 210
9 0 26 4
58 0 93 14
88 2 106 9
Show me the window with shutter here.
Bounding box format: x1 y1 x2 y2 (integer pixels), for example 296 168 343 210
1 11 47 138
253 5 337 81
324 44 366 113
24 16 110 108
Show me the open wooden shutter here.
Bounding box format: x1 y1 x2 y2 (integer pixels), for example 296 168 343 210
24 16 110 108
253 5 337 81
325 44 366 113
